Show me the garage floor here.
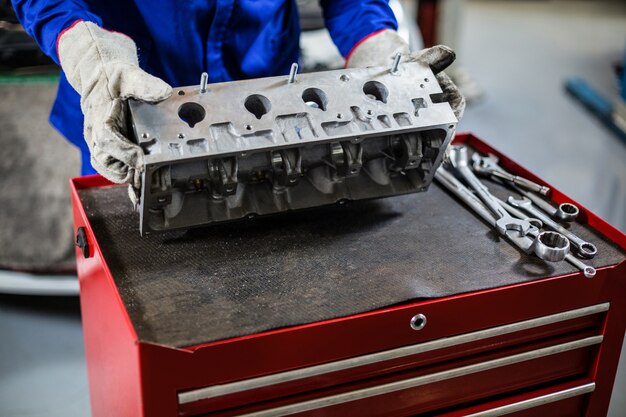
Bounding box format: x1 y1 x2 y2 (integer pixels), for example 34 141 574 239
1 1 625 416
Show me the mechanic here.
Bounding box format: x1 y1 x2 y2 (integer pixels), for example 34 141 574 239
12 0 464 202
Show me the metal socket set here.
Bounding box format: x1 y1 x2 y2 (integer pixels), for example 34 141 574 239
435 145 597 278
129 59 457 234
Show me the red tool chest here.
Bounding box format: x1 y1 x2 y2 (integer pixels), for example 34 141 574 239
71 133 626 417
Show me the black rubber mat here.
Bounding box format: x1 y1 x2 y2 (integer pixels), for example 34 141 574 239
79 178 625 348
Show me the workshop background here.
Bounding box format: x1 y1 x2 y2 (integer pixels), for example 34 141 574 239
1 0 625 416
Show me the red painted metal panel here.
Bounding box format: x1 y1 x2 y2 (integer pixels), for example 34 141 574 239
71 178 144 417
71 133 626 417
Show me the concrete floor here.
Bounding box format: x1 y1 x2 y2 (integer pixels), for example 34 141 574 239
1 1 626 416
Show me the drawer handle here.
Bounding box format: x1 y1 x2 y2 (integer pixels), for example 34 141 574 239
231 336 602 417
465 382 595 416
410 313 427 331
178 304 608 406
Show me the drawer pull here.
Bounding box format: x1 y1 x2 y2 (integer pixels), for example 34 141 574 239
466 382 595 416
234 337 601 417
410 314 427 331
178 303 608 405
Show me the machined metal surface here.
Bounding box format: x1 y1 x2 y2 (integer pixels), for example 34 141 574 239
129 60 457 234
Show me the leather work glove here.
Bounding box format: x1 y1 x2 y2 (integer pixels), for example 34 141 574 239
346 29 465 120
57 21 172 202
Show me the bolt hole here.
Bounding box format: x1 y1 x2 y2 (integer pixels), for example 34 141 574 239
420 84 425 88
366 110 373 116
244 94 272 120
245 125 252 131
363 80 389 103
177 133 185 139
178 102 206 128
337 113 343 119
449 125 455 129
178 90 185 96
424 78 429 82
340 74 350 82
302 88 328 111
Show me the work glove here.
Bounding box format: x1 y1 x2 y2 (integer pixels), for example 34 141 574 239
57 21 172 202
346 29 465 119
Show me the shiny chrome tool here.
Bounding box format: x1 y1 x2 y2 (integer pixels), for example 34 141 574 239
434 168 568 262
508 197 598 259
511 184 579 223
472 153 550 196
435 167 596 275
449 146 532 236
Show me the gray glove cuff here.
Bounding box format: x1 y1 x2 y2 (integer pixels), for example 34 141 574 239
346 29 410 69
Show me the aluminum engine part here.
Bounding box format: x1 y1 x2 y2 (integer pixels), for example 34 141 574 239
129 61 458 235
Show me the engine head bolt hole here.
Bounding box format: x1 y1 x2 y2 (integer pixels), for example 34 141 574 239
178 90 185 96
244 94 272 120
302 88 328 111
410 313 427 331
178 102 206 128
363 80 389 103
337 113 343 119
245 124 252 131
339 74 350 82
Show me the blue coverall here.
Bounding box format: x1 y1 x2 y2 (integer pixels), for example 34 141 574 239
12 0 398 175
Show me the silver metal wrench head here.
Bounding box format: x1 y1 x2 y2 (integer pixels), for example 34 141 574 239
508 196 597 259
449 145 470 169
471 153 500 174
555 202 579 222
533 231 570 262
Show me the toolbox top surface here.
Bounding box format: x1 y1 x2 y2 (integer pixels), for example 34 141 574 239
77 175 625 349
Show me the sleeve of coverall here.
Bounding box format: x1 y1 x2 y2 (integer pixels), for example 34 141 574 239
320 0 398 59
11 0 103 64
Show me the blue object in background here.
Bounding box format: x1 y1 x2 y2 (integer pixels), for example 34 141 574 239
564 41 626 145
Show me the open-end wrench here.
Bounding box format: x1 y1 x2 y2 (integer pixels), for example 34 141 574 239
493 196 543 230
511 184 579 223
436 167 593 274
472 153 550 196
508 197 598 259
435 168 569 262
449 146 532 236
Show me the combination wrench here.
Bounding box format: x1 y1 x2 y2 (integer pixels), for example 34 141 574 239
510 184 579 223
472 153 550 196
449 146 532 236
435 168 569 262
508 197 598 259
436 167 595 276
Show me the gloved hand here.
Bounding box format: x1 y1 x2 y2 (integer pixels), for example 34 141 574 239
57 21 172 201
346 29 465 119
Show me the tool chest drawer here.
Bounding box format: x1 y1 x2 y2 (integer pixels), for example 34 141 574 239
178 304 606 416
70 133 626 417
